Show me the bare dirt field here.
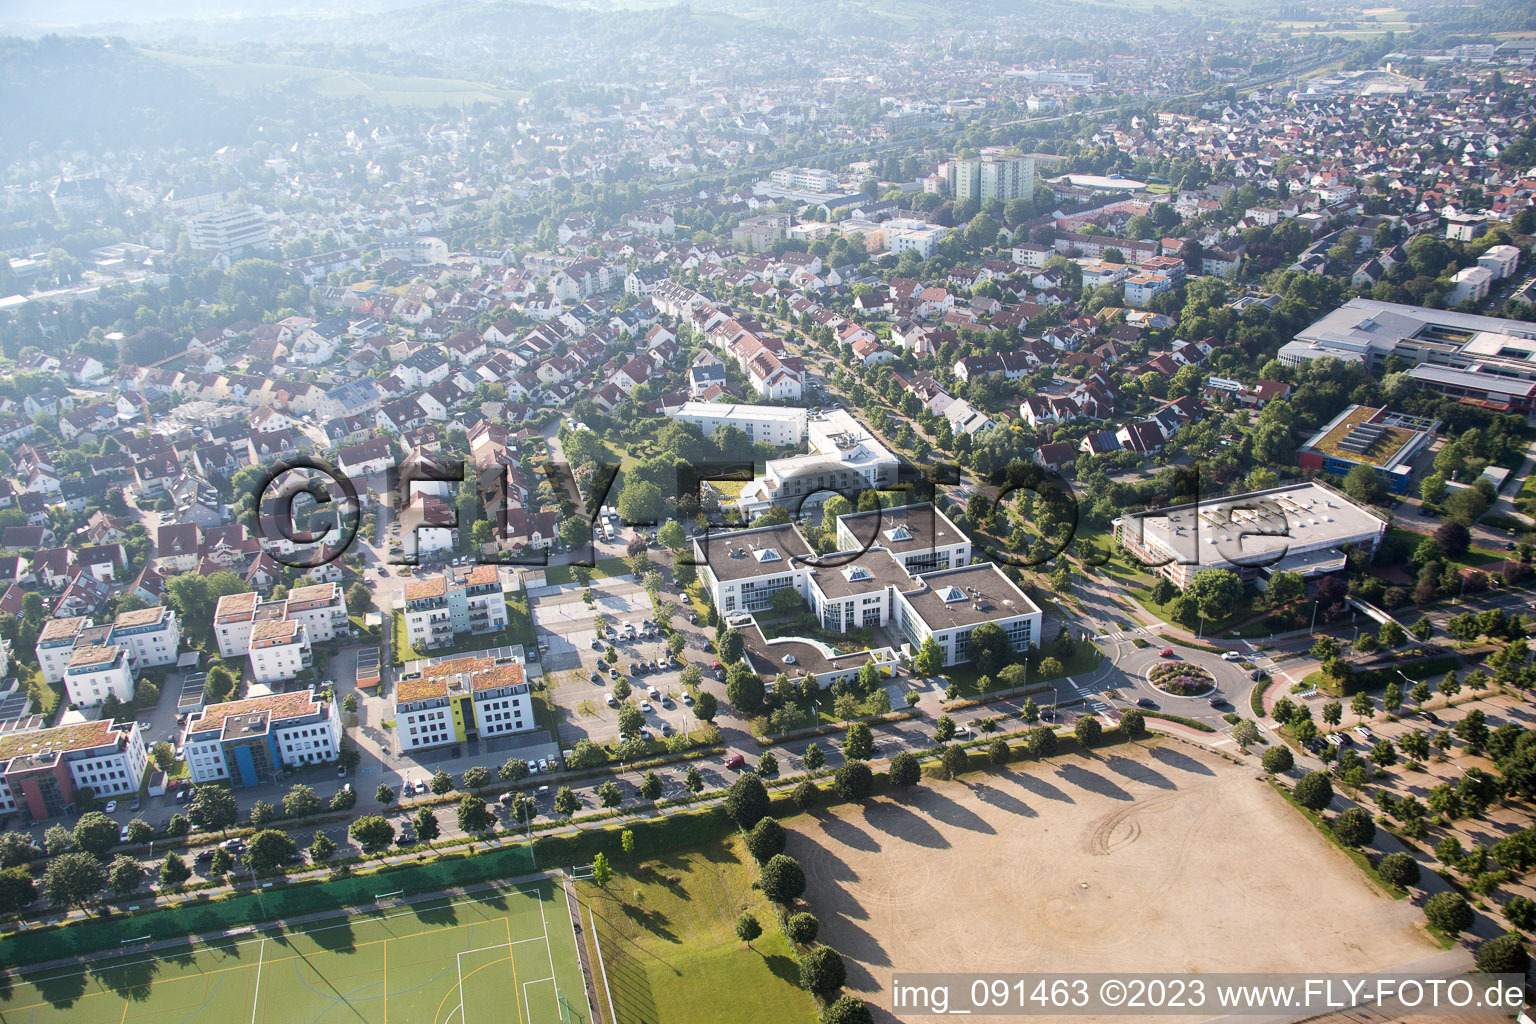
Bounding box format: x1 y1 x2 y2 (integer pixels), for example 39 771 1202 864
788 740 1443 1023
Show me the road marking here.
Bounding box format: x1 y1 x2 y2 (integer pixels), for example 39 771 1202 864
248 937 265 1024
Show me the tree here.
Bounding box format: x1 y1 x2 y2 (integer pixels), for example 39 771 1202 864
658 520 686 551
1262 746 1294 774
965 622 1010 674
914 636 942 677
1434 520 1471 558
209 848 232 876
375 785 396 809
843 722 874 761
640 771 663 802
44 852 105 911
349 815 395 851
617 702 644 740
462 765 491 791
889 751 920 788
189 786 239 834
309 830 337 862
247 830 298 874
761 854 807 905
802 742 825 773
941 744 969 779
1118 708 1146 739
694 690 717 722
725 774 771 829
1341 464 1387 506
1377 851 1420 889
1351 692 1375 720
1294 771 1334 811
1185 568 1242 623
346 581 371 618
108 855 144 896
1424 891 1473 935
1028 725 1059 758
717 627 744 665
457 794 496 834
331 788 356 812
124 818 153 845
1075 715 1102 748
793 779 819 811
821 996 874 1024
617 481 664 525
620 830 635 857
500 757 530 784
735 912 762 949
430 769 453 795
0 865 35 917
933 714 956 745
757 752 779 780
1476 932 1530 975
786 911 819 945
155 851 190 890
1332 807 1375 848
746 817 787 863
798 945 847 997
834 761 873 802
283 784 321 819
592 852 611 888
726 667 765 714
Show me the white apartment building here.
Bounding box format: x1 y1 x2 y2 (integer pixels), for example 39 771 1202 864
184 691 342 787
213 592 260 658
247 616 312 684
673 402 808 447
185 204 270 261
36 616 90 684
62 644 136 708
1479 245 1520 280
402 564 507 650
1449 265 1494 306
947 153 1035 203
394 651 535 754
103 606 181 668
738 410 899 518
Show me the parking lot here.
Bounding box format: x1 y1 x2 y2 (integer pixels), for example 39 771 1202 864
529 576 716 747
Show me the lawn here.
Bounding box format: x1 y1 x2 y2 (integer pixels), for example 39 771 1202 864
939 638 1104 699
0 879 581 1022
579 835 817 1024
1095 546 1260 634
543 557 634 587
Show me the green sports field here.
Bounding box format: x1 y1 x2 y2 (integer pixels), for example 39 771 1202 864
0 880 589 1024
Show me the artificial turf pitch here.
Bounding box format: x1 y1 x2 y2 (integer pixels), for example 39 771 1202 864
0 879 588 1024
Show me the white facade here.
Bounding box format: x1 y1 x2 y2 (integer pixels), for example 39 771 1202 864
738 409 898 517
67 727 149 797
108 607 181 668
1449 265 1494 306
185 205 270 260
673 402 808 447
1478 245 1520 280
884 218 947 260
248 620 312 684
62 645 135 708
770 166 840 192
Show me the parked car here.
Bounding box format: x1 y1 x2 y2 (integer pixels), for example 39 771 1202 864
337 765 348 777
648 686 660 700
104 800 118 813
1353 725 1375 741
640 701 654 713
118 824 131 842
1422 710 1440 723
526 760 540 774
538 758 550 773
682 693 695 706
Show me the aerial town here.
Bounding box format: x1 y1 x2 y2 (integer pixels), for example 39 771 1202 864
0 0 1535 1020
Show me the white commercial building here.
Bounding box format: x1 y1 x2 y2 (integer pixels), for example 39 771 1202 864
738 409 898 518
1114 481 1387 590
185 205 269 261
694 503 1039 670
673 402 808 447
183 691 342 788
883 218 947 260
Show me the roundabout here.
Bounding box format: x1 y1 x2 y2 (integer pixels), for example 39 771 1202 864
1146 661 1217 698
